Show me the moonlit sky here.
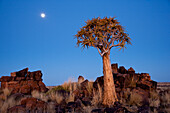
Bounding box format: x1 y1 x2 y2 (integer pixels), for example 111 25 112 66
0 0 170 86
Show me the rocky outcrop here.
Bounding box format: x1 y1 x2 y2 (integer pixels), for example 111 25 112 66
0 68 48 94
8 97 47 113
94 63 157 105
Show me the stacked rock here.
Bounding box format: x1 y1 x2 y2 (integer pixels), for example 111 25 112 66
0 68 48 94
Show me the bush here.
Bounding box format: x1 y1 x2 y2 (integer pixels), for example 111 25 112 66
149 90 160 108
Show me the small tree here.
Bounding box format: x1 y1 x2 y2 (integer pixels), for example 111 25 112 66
75 17 131 106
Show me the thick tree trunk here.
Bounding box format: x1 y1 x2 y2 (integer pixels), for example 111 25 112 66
102 52 118 106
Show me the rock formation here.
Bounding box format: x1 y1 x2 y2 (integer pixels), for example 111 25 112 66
0 68 48 94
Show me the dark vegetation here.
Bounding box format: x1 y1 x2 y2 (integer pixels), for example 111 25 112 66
0 65 169 113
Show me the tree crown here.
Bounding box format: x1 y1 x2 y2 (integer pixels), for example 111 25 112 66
75 17 131 56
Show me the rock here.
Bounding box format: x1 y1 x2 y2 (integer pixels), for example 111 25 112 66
0 76 12 82
15 68 28 77
15 77 25 81
0 68 48 95
0 82 8 88
36 100 47 112
75 99 83 108
91 108 103 113
150 80 157 89
80 79 89 90
140 73 151 81
82 97 91 106
137 80 154 91
93 76 104 90
11 72 16 77
78 76 84 83
111 63 118 73
67 102 77 108
118 66 127 74
8 93 25 102
128 67 135 74
39 81 48 93
20 85 31 94
34 71 42 81
20 97 47 112
8 105 26 113
27 72 34 80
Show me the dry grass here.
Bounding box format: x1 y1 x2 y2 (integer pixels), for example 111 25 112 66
31 90 48 102
91 83 103 107
149 91 160 108
159 89 170 112
0 88 20 113
46 102 56 113
119 88 131 104
65 92 75 103
128 91 143 106
83 106 95 113
62 78 77 92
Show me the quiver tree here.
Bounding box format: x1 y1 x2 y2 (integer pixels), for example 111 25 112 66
75 17 131 106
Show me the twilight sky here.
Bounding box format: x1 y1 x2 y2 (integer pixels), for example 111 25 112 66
0 0 170 86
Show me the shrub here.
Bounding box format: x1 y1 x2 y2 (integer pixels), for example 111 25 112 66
91 83 102 107
128 91 143 106
31 90 48 102
149 90 160 108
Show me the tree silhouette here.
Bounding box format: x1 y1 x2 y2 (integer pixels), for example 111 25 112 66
75 17 131 106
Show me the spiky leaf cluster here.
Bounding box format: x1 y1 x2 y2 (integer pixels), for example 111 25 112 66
75 17 131 56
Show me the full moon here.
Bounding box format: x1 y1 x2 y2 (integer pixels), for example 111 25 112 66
41 13 45 18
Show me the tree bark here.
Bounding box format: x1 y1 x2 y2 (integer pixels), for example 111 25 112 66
102 52 118 106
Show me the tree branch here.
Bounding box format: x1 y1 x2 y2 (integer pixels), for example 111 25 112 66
97 47 109 57
97 47 103 57
109 41 122 49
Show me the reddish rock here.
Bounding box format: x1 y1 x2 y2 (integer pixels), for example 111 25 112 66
21 97 37 106
15 77 25 81
80 79 89 90
0 68 48 95
16 68 28 77
20 97 47 112
20 85 31 94
128 67 135 74
39 81 48 92
27 72 34 80
34 71 42 81
118 66 127 74
78 76 84 83
0 76 12 82
36 100 47 112
93 76 104 90
111 63 118 73
8 105 26 113
141 73 151 81
11 72 16 77
1 82 8 88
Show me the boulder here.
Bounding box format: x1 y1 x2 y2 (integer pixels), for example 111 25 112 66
93 76 104 90
20 97 47 112
111 63 118 73
39 81 48 92
34 71 42 81
0 76 13 82
78 76 84 83
0 68 48 94
11 72 16 77
15 68 28 77
20 85 31 94
118 66 127 74
8 105 26 113
140 73 151 81
128 67 135 74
